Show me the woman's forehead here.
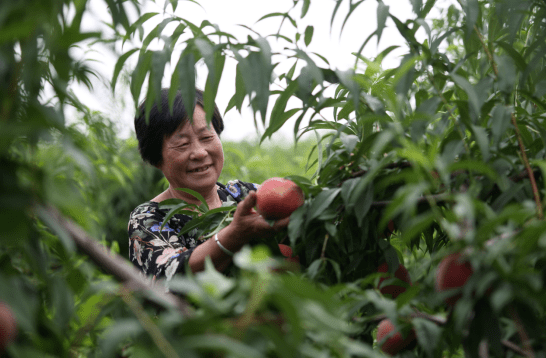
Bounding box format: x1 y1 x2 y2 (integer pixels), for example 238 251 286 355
171 119 214 139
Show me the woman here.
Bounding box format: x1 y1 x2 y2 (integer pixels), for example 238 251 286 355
128 89 289 281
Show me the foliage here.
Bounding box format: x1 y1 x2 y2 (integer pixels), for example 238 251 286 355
1 0 546 357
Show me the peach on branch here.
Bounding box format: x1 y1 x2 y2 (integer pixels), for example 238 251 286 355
0 302 17 352
435 252 473 306
256 178 304 220
376 319 416 355
278 244 300 264
377 262 412 299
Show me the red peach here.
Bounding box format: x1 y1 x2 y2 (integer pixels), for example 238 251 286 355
377 263 412 299
435 252 473 306
377 319 416 355
278 244 300 264
0 302 17 352
256 178 304 220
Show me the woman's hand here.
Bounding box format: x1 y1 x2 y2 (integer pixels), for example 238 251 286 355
228 191 290 244
188 191 290 273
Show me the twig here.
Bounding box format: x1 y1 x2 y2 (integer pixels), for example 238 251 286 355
474 26 498 76
510 113 544 219
366 312 447 325
347 162 412 179
508 306 536 358
371 193 450 208
36 205 193 317
502 339 531 357
119 286 181 358
479 340 489 358
321 234 330 259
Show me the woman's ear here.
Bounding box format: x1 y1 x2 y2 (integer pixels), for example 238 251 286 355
154 160 163 171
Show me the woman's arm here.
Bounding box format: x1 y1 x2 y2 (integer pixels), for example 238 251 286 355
188 191 290 273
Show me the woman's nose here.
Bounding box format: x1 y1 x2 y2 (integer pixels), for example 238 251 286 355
189 143 207 160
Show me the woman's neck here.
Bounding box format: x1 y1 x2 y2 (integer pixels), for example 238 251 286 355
153 185 222 209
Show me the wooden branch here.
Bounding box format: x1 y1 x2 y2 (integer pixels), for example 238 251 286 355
37 205 194 317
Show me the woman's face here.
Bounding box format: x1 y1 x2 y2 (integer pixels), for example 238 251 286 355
157 105 224 196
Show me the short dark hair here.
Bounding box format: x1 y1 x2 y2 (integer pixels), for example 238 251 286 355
134 88 224 166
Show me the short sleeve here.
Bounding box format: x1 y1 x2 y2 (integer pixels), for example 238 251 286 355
223 180 259 202
128 202 202 281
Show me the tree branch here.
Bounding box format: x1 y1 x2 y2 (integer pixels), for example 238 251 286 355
37 205 194 317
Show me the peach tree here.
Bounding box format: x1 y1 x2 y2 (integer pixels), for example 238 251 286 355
1 0 546 357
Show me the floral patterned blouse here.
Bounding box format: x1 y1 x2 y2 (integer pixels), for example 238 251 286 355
128 180 258 282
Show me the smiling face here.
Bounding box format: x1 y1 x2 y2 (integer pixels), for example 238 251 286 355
157 105 224 199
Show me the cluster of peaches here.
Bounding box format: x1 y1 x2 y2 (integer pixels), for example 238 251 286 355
374 252 472 355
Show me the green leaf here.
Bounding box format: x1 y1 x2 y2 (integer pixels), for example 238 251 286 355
301 0 311 18
288 205 306 246
451 73 480 120
262 80 298 142
304 25 314 46
496 41 527 72
376 2 389 44
340 0 366 36
306 188 341 223
149 50 168 103
354 183 373 227
413 317 441 357
131 50 152 110
101 319 143 358
257 12 289 23
470 124 490 161
490 105 512 147
159 202 199 231
463 0 479 39
496 54 517 94
330 0 344 29
261 108 300 143
177 49 196 122
125 12 159 40
204 52 225 123
448 160 497 181
325 258 342 283
341 178 359 210
175 188 209 210
35 206 75 252
141 18 175 52
340 133 358 154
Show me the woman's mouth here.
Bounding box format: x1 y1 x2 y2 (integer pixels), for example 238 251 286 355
188 165 211 173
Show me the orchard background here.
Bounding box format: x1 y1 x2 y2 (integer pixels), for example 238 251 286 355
1 0 546 357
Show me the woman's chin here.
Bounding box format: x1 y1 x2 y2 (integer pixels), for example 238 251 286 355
184 168 219 189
